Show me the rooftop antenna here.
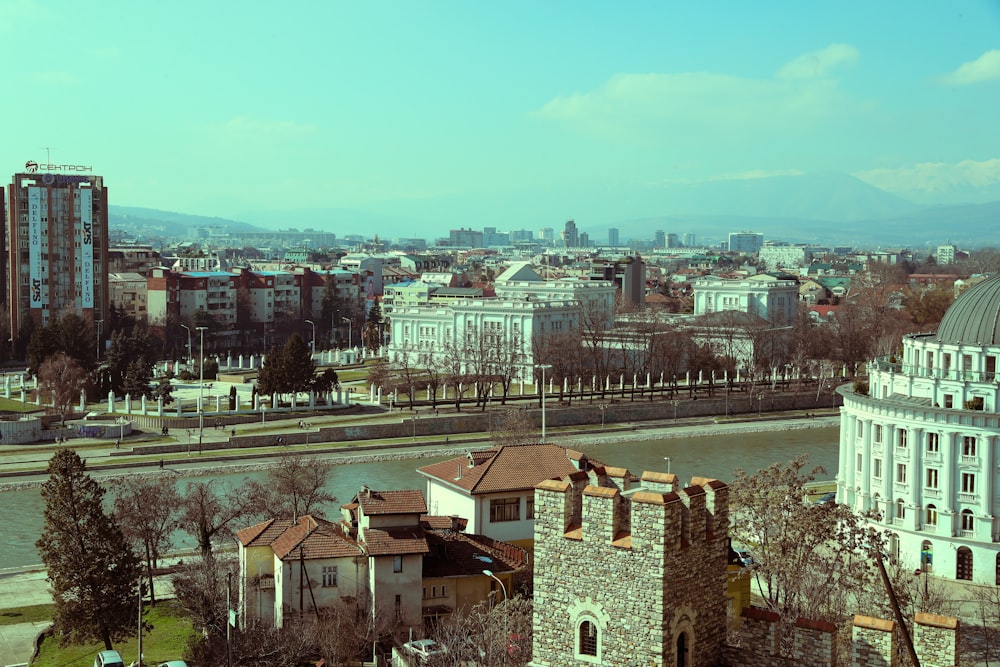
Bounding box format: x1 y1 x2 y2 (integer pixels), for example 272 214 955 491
41 146 56 165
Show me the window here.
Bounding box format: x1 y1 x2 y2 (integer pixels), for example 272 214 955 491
579 620 598 657
896 464 907 484
490 497 521 522
526 495 535 520
926 433 940 453
874 424 883 443
962 473 976 494
322 566 337 587
961 510 975 532
874 458 882 479
394 594 402 618
944 394 954 409
856 419 863 439
925 505 938 526
897 429 907 448
393 555 403 573
926 469 939 489
963 436 977 457
856 454 863 472
896 499 906 520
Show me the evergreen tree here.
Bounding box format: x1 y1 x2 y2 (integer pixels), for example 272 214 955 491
362 301 384 352
283 333 316 394
36 450 140 650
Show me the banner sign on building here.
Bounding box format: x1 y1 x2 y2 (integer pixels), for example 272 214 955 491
79 188 94 308
28 187 43 309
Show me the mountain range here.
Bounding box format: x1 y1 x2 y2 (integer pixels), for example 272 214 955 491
111 172 1000 249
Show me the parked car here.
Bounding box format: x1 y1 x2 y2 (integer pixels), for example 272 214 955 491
158 662 189 667
817 492 837 505
403 638 449 662
94 650 126 667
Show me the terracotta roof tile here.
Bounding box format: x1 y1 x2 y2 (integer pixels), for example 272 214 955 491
420 515 468 531
362 526 429 556
242 515 362 561
354 489 427 515
418 444 580 495
422 531 527 578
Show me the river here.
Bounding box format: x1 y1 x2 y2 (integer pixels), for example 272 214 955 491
0 425 839 570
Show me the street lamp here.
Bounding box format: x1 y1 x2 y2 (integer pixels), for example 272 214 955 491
664 456 672 474
197 326 207 453
304 319 315 355
536 364 552 443
95 319 103 361
341 317 352 350
600 403 608 428
180 324 192 365
482 569 509 665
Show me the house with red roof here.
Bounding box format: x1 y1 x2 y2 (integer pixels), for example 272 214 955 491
418 444 617 550
236 487 526 634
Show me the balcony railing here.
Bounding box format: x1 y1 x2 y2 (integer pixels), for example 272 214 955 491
960 456 980 467
870 357 998 384
958 493 978 503
922 489 941 500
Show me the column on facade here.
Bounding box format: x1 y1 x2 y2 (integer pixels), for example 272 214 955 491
859 419 872 512
981 434 994 519
904 428 924 530
840 411 856 500
940 431 956 537
883 423 895 523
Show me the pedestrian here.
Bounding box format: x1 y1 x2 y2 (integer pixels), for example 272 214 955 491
115 438 120 449
159 459 164 469
231 428 236 438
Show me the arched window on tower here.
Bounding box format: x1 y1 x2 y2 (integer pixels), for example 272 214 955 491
925 505 937 527
578 620 598 657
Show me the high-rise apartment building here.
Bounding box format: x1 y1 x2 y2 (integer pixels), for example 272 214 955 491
683 232 696 247
654 230 666 248
5 168 108 335
561 219 579 248
608 227 620 246
728 231 764 254
538 227 555 243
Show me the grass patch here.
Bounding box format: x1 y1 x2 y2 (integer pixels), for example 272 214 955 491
0 603 56 626
32 599 196 667
0 397 40 413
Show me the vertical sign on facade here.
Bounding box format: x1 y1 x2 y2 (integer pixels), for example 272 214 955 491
79 188 94 308
28 187 43 309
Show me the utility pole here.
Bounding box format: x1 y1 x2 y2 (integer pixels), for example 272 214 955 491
226 570 233 667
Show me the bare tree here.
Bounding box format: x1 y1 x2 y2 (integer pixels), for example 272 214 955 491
730 456 885 622
179 479 261 560
261 452 337 521
490 408 537 448
112 476 181 606
432 595 534 667
37 352 87 426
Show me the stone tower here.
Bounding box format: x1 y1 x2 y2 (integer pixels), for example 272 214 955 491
530 469 729 667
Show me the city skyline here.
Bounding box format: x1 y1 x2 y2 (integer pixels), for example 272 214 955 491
4 1 1000 236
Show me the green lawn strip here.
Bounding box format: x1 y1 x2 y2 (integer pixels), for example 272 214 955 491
0 603 56 626
32 599 196 667
0 398 41 413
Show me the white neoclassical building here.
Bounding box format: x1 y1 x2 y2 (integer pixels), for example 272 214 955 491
692 274 799 325
837 275 1000 584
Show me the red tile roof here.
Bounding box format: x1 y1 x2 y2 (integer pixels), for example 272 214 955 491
422 531 528 579
238 515 362 561
417 444 581 495
354 489 427 515
420 515 468 531
361 526 430 556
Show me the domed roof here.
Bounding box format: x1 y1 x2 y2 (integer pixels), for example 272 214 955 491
936 275 1000 345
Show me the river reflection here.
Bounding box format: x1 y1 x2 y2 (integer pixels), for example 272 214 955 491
0 426 838 570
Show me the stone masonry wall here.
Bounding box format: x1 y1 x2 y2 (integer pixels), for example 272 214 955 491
530 472 729 667
852 615 896 667
913 612 959 667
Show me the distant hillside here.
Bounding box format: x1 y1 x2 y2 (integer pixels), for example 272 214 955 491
110 206 264 237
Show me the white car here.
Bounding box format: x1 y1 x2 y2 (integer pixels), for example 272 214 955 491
94 651 126 667
403 639 448 661
158 662 189 667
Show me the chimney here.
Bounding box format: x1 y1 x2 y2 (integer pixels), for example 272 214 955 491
450 515 463 532
455 464 463 481
467 451 475 468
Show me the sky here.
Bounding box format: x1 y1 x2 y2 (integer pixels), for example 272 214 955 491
3 1 1000 233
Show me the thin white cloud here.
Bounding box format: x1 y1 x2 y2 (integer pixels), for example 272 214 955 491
938 50 1000 86
663 169 804 185
534 64 863 145
854 159 1000 193
776 43 859 80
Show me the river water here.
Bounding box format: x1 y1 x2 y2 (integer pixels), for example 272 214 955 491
0 426 838 570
